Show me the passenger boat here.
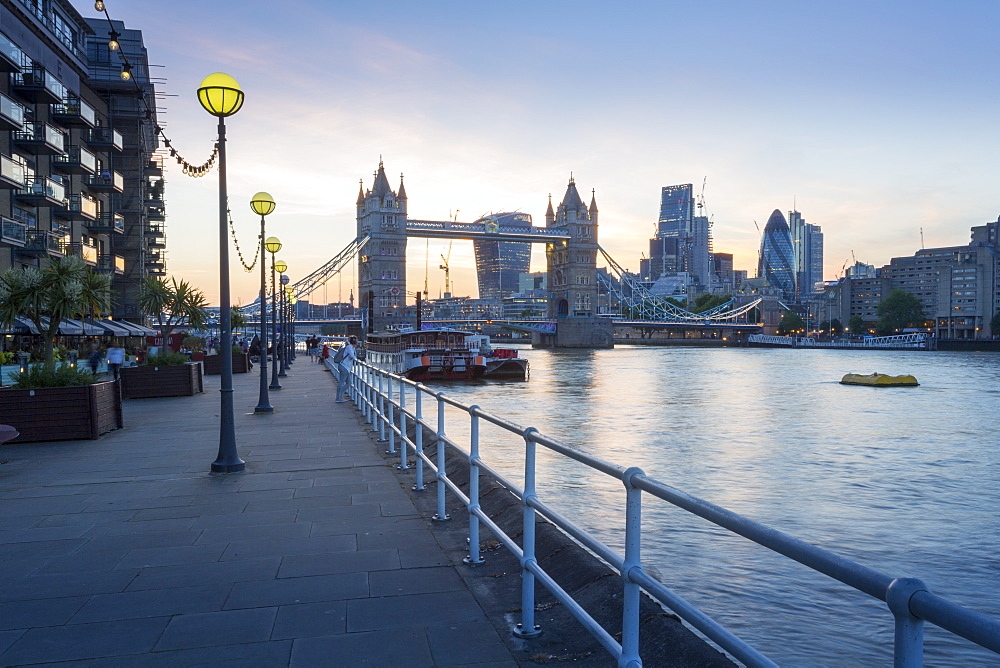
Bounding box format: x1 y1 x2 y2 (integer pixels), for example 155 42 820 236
364 328 528 381
840 372 919 387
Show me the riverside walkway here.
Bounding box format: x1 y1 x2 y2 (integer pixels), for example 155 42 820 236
0 362 519 666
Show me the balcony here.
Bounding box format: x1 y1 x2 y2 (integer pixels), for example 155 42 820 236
51 95 97 128
96 254 125 275
145 224 164 238
0 33 25 72
66 242 99 266
147 237 165 249
146 204 165 221
85 170 125 193
148 265 166 276
15 175 66 207
12 122 65 155
17 230 64 256
0 154 25 189
86 127 124 152
11 65 63 104
52 145 98 175
54 193 99 221
144 158 163 177
86 211 125 234
1 216 26 245
0 91 24 131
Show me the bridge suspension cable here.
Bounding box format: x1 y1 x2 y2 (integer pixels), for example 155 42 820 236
597 245 761 323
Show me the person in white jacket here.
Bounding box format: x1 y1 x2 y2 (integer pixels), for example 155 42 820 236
335 336 358 403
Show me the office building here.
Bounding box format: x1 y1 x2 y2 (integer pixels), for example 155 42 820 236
472 212 531 300
789 210 824 298
757 209 795 298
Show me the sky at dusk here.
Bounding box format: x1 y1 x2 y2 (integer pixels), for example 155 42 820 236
89 0 1000 305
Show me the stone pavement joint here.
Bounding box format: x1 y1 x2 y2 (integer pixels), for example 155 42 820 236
0 363 516 666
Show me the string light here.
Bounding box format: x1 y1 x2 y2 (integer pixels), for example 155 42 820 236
107 29 119 51
119 63 131 81
94 0 104 10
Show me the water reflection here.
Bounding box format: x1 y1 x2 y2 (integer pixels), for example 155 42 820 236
420 346 1000 665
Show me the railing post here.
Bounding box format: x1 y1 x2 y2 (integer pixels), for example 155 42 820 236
464 406 485 566
376 371 386 442
887 577 928 667
364 365 373 425
413 384 426 491
386 374 396 454
397 376 409 471
432 392 450 522
620 467 646 668
514 427 541 638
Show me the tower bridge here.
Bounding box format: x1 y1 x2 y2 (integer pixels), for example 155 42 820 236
278 160 761 347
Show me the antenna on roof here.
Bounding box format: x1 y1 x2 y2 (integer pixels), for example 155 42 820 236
920 227 925 249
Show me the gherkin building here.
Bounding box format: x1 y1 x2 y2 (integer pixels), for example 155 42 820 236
757 209 795 297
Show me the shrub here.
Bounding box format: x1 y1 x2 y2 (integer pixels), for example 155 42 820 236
10 364 99 388
0 351 15 365
231 345 243 355
144 352 188 366
182 335 205 351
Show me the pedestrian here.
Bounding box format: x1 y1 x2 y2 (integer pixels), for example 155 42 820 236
87 342 101 376
249 334 261 363
335 336 358 403
106 342 125 380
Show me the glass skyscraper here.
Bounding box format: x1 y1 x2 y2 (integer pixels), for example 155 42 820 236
658 184 693 238
473 212 532 300
757 209 796 297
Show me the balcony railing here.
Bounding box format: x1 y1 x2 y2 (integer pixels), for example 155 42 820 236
0 154 25 189
52 145 97 175
85 170 124 193
0 216 26 244
51 95 96 128
146 205 165 221
55 193 99 221
0 91 24 130
11 64 63 104
86 127 124 152
0 32 25 72
87 212 125 234
12 122 65 155
97 254 125 274
67 242 99 265
145 224 164 238
16 175 66 206
20 230 64 256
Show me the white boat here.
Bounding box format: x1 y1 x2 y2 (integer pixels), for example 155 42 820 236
364 328 528 381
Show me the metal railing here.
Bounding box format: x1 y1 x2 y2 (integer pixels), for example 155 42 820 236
334 358 1000 667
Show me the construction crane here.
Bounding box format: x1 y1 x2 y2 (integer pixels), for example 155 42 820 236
439 240 453 298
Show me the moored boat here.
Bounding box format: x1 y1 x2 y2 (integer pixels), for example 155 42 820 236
840 372 919 387
365 328 528 382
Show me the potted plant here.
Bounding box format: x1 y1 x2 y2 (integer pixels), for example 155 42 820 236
0 256 122 443
119 350 203 399
138 276 209 352
204 343 251 375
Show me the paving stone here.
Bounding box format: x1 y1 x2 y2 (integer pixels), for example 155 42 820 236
190 508 298 529
126 558 280 591
154 607 278 651
220 534 357 561
290 627 431 666
0 630 24 656
0 596 89 630
278 548 400 579
0 569 139 602
195 521 312 545
70 583 233 623
89 640 293 667
346 591 486 632
114 543 227 569
271 600 348 639
34 550 126 575
225 572 369 609
0 617 169 664
369 566 466 597
426 621 516 665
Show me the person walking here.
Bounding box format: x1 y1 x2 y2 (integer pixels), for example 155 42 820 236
106 342 125 381
335 336 358 403
87 342 101 376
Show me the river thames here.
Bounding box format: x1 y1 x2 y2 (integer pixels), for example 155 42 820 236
417 345 1000 666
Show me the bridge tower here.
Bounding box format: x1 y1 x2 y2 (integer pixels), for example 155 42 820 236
537 176 613 348
357 160 408 335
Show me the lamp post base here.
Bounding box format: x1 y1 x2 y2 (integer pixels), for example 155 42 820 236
253 405 274 414
211 460 246 474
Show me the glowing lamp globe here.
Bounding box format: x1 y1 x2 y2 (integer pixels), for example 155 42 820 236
250 192 275 216
274 260 287 274
264 236 281 254
197 73 244 117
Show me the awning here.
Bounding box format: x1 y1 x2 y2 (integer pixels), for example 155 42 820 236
59 319 105 336
0 316 38 335
85 318 134 337
114 321 157 336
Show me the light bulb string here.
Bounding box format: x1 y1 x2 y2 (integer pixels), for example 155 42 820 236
227 203 260 272
96 2 218 178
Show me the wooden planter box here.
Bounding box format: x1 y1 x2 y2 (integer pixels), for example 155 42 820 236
120 363 203 399
2 381 123 443
203 353 250 375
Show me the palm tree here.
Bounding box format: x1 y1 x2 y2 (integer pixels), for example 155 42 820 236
0 256 112 370
138 276 209 352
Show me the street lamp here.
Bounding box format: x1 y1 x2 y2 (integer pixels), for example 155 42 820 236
278 273 289 377
270 254 286 388
198 72 245 474
250 192 275 414
284 284 294 368
289 296 298 362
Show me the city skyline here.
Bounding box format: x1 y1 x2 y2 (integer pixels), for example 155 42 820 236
95 0 1000 305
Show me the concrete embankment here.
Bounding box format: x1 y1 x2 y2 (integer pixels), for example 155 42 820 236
351 393 733 666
